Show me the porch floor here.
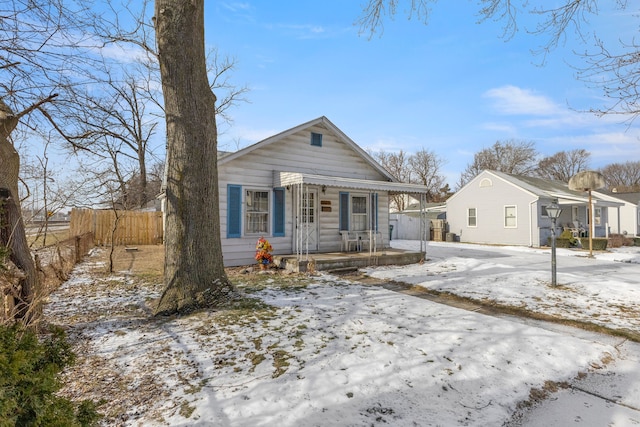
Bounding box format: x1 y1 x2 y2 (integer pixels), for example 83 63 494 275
273 248 425 273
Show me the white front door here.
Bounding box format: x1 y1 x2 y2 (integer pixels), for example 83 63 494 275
300 189 319 251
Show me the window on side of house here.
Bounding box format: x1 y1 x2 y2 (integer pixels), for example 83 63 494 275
504 205 517 228
351 195 368 231
310 132 322 147
245 189 269 234
467 208 477 227
594 207 602 226
302 191 315 224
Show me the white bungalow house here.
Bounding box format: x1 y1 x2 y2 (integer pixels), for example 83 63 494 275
216 116 430 267
593 191 640 236
446 170 623 247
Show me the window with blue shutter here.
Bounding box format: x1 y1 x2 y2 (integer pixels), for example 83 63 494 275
339 192 349 231
310 132 322 147
227 184 242 238
273 187 285 237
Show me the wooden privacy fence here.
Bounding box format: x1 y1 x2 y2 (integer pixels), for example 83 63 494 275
70 208 163 245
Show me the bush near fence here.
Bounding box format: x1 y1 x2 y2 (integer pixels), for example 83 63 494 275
34 232 95 292
70 208 163 246
2 232 94 323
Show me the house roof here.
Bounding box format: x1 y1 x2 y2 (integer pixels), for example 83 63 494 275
275 172 429 194
218 116 397 182
402 202 446 213
595 191 640 205
459 170 623 207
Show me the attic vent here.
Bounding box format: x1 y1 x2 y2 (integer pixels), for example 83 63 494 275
479 178 493 188
310 132 322 147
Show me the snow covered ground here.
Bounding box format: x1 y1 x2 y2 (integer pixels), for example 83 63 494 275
44 241 640 426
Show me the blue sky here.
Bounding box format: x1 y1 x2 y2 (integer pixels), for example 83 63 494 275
205 1 639 186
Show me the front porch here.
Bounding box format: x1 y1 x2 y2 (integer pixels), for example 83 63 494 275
273 248 425 273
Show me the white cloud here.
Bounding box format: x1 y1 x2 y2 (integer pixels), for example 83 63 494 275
540 130 640 166
483 85 563 116
218 126 280 151
220 2 251 13
481 122 518 133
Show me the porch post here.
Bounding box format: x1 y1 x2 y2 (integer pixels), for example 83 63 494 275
304 184 309 260
295 183 302 261
420 192 427 254
588 190 594 258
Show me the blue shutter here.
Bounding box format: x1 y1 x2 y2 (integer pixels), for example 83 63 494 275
339 192 349 231
273 187 285 237
227 184 242 238
371 193 379 232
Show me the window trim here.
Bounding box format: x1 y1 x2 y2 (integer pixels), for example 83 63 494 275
504 205 517 228
594 207 602 226
350 193 368 231
244 188 270 236
310 132 323 147
467 207 477 228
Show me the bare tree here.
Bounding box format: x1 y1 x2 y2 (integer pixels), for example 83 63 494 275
372 150 411 211
359 1 639 120
600 161 640 192
536 149 590 182
408 148 447 201
458 139 538 188
154 0 237 316
1 99 46 323
0 0 102 324
434 183 454 203
92 0 249 124
64 72 160 208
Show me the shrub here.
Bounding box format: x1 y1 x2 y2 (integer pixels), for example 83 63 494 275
608 234 633 248
548 230 577 248
550 237 573 248
591 238 608 251
634 237 640 247
0 324 101 426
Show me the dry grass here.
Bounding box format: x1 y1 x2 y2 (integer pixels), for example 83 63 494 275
49 247 316 425
27 229 71 248
103 245 164 279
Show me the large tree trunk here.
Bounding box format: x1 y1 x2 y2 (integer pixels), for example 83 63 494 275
154 0 236 316
0 99 42 324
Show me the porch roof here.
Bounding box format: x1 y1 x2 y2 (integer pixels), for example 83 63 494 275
548 192 624 207
274 171 430 195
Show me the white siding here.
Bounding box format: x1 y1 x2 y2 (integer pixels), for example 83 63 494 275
447 172 537 246
219 124 391 266
595 193 639 236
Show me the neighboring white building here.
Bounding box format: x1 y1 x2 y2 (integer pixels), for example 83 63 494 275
446 170 623 247
594 191 640 236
